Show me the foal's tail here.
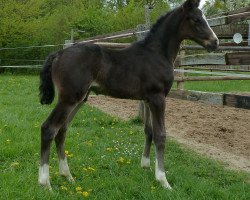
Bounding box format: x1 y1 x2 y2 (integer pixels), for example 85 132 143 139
39 52 57 105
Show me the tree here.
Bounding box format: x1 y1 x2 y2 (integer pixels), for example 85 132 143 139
203 0 250 16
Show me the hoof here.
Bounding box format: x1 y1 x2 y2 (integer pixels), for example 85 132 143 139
40 183 52 191
39 164 52 191
59 158 74 183
38 179 52 191
155 169 172 189
141 156 150 169
66 174 75 183
159 180 172 190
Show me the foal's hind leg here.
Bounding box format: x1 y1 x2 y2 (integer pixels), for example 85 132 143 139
55 102 84 182
148 94 172 189
39 101 78 190
141 102 153 169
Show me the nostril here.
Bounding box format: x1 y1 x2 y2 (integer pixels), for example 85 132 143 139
215 39 219 46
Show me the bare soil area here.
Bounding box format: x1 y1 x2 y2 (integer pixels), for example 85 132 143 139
88 95 250 172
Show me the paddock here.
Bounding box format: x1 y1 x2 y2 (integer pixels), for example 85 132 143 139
0 74 249 200
88 95 250 172
0 3 250 199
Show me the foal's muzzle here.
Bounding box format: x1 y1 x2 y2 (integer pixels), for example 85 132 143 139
206 39 219 52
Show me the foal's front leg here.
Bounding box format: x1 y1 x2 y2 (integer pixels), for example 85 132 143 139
55 124 74 182
141 102 153 169
148 95 172 189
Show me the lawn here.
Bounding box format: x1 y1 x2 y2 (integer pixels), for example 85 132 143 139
0 74 249 200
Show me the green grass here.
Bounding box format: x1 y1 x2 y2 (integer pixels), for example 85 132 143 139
0 74 249 200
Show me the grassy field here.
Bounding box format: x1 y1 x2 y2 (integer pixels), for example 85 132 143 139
0 74 250 200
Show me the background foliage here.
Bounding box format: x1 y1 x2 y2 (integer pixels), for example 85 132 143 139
0 0 249 65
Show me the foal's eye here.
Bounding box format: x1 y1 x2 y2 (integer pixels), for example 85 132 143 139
193 18 201 23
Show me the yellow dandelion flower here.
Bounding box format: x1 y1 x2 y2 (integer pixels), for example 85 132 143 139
67 154 74 158
60 186 68 191
82 191 89 197
65 150 69 155
83 167 88 171
84 140 93 146
87 167 96 172
6 139 11 143
10 162 19 167
117 157 125 163
106 147 113 152
76 186 82 191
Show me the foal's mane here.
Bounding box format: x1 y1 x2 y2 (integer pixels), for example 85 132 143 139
143 7 179 44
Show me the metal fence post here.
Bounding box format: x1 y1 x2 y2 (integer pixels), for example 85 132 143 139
71 29 74 44
64 40 73 49
64 29 74 49
145 5 151 29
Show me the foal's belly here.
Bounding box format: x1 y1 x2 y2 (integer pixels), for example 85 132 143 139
90 80 143 100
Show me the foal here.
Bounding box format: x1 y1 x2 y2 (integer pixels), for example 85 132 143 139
39 0 218 190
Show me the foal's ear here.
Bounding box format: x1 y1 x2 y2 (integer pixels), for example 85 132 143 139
183 0 200 10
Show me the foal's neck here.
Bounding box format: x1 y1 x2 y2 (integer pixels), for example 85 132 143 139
144 8 184 64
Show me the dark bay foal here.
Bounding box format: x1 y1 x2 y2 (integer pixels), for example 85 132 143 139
38 0 218 190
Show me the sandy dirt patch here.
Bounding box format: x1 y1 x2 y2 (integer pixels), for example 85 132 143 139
88 95 250 172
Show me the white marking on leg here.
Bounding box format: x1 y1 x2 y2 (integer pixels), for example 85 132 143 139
155 159 172 189
38 164 52 190
59 158 74 182
141 156 150 168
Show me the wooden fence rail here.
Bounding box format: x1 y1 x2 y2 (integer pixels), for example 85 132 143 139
182 66 250 72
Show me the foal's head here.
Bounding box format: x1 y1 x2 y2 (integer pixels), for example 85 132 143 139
180 0 219 51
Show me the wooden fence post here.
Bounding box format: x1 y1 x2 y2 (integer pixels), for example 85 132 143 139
176 50 185 90
136 24 147 121
137 5 152 121
248 20 250 46
0 59 4 73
